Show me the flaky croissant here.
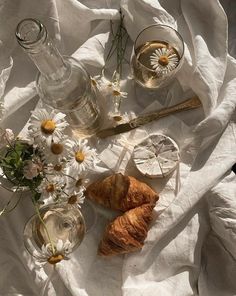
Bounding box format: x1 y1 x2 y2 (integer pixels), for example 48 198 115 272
98 203 155 256
85 173 158 212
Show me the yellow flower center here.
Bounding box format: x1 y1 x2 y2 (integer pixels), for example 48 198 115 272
68 195 77 204
41 120 56 135
47 254 64 265
75 151 85 163
158 55 169 66
54 164 62 171
51 143 64 155
113 115 122 122
46 183 55 193
113 90 121 97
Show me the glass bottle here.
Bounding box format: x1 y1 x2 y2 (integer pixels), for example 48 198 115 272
15 18 101 137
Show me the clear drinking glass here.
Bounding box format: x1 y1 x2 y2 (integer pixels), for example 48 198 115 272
23 203 86 258
131 24 184 90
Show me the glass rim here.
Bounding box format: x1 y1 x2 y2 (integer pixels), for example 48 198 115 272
133 23 185 73
15 18 46 47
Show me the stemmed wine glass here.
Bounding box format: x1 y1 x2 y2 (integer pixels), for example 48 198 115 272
130 24 184 105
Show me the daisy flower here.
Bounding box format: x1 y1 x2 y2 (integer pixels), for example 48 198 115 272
28 109 69 146
150 47 179 75
108 111 132 125
108 85 128 120
91 74 118 97
65 174 89 195
112 88 128 100
42 137 69 164
33 239 73 265
67 190 85 208
66 139 99 175
45 160 68 176
90 75 109 92
38 175 66 200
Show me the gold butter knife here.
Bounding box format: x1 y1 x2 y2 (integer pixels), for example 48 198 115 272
96 96 202 139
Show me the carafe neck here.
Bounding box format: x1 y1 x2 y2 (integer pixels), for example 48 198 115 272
16 18 69 81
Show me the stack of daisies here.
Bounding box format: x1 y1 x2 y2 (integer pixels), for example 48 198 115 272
0 108 100 209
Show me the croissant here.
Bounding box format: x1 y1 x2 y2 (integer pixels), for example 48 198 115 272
98 203 155 256
85 173 158 212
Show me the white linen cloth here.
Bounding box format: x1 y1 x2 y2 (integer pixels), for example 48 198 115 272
0 0 236 296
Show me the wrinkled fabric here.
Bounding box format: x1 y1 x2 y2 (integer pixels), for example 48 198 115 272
0 0 236 296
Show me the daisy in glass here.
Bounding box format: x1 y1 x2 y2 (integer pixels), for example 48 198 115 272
66 139 99 175
33 239 73 265
28 109 69 146
38 175 66 201
65 174 89 195
150 47 179 76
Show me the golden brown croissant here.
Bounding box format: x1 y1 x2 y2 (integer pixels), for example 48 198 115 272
85 173 158 212
98 203 155 256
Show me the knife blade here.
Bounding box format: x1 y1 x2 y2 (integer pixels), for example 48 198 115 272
96 96 202 139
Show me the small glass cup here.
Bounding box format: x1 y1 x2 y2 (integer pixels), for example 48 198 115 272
131 24 184 90
23 203 86 259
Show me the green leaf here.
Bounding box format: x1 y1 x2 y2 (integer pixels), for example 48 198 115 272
33 192 41 201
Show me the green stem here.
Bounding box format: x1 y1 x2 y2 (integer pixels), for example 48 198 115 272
31 194 56 254
0 192 23 215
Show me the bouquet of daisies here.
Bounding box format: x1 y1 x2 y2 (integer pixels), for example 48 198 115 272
0 108 100 215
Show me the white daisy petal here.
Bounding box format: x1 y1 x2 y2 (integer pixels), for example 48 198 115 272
56 239 64 252
53 112 66 122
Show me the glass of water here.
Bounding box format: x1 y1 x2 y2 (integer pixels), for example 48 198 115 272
23 203 86 263
131 24 184 90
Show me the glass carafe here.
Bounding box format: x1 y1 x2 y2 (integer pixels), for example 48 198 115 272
16 18 101 137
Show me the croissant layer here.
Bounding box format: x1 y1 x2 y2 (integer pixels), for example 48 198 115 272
98 203 155 256
85 173 158 211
